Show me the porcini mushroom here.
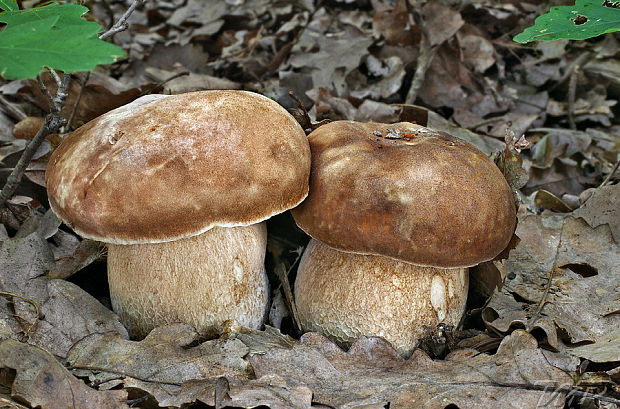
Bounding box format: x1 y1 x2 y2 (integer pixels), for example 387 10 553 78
46 90 311 338
291 120 515 357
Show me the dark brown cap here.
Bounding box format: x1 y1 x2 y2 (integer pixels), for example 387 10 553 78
291 120 516 268
46 90 311 244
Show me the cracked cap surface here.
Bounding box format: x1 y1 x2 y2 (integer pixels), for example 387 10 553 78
46 90 311 244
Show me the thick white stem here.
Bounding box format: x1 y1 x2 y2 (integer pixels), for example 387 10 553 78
295 239 468 357
107 223 268 339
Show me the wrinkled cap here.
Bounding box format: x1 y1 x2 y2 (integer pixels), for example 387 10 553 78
46 90 311 244
291 120 516 268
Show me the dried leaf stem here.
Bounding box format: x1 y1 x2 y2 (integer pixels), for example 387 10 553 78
405 1 438 105
66 71 91 131
273 248 305 335
0 291 40 339
599 155 620 187
567 65 580 130
0 94 27 121
535 223 564 316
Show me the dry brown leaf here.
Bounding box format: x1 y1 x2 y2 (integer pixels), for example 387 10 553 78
572 183 620 242
249 330 572 408
427 111 505 156
289 12 373 95
67 323 251 384
0 339 128 409
568 328 620 363
49 239 103 280
418 42 478 109
0 233 127 358
422 2 464 47
457 25 495 74
483 216 620 351
525 157 596 197
125 375 312 409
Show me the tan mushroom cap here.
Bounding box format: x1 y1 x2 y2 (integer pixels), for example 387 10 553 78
46 90 311 244
291 120 516 268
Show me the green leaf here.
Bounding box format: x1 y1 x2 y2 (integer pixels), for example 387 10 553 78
514 0 620 43
0 0 18 12
0 3 125 80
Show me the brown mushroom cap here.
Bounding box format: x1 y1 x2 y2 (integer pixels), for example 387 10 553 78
46 90 311 244
291 120 515 268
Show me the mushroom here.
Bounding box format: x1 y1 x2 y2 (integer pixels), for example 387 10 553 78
46 90 311 338
291 120 515 357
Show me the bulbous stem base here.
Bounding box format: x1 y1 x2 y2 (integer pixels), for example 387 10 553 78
295 239 468 357
107 223 268 339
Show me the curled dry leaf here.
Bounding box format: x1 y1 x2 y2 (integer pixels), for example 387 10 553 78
125 375 312 409
249 330 572 409
66 325 305 408
0 339 128 409
66 323 252 385
568 328 620 363
483 215 620 353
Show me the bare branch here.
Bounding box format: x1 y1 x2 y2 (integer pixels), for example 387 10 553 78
48 68 63 88
37 74 55 109
99 0 144 40
0 103 67 208
0 95 27 121
67 72 91 130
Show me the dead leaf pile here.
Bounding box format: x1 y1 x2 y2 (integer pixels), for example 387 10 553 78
0 0 619 407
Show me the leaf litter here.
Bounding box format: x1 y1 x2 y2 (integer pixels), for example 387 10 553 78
0 0 619 407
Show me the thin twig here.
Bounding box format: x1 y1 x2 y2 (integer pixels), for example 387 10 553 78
405 1 437 105
599 155 620 188
273 248 305 335
99 0 143 40
567 65 579 130
0 114 58 209
467 116 507 130
47 67 63 88
549 52 590 93
66 71 91 131
534 223 564 316
139 71 190 96
0 95 27 121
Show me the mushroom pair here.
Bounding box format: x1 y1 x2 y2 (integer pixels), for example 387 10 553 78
291 121 516 357
46 91 311 338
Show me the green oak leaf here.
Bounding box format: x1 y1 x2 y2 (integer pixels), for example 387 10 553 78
514 0 620 43
0 3 125 79
0 0 18 12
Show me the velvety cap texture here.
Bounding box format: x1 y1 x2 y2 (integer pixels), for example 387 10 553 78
46 90 311 244
291 120 516 268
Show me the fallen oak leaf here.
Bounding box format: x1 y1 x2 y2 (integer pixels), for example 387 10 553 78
249 330 572 408
0 338 128 409
0 233 127 358
123 374 312 409
66 323 251 385
483 216 619 351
